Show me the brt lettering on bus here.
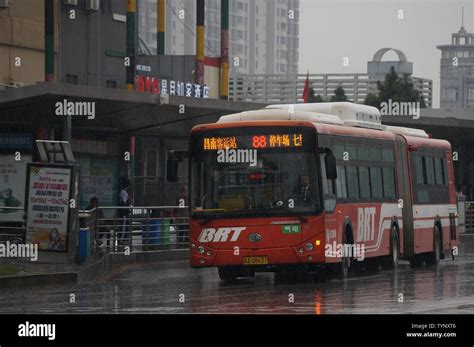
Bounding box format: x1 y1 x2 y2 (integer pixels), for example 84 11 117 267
198 227 246 242
356 207 376 242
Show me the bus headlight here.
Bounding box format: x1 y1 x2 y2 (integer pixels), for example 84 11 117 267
306 243 314 251
197 246 205 254
206 250 212 256
298 247 304 254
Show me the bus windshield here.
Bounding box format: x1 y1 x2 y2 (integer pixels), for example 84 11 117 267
189 126 321 219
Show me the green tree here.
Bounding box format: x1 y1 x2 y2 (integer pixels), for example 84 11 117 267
330 86 348 102
396 74 427 108
364 66 426 108
364 93 381 108
308 87 325 102
314 94 325 102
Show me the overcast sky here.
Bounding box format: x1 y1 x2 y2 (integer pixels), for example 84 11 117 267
299 0 474 107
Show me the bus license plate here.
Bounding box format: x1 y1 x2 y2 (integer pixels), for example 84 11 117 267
244 256 268 265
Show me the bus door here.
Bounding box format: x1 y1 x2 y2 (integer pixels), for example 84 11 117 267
395 135 414 259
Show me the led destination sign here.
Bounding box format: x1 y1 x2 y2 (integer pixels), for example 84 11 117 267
203 134 304 151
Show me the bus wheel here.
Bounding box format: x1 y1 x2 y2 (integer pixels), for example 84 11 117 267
339 231 352 279
424 225 441 266
218 267 238 283
382 226 400 270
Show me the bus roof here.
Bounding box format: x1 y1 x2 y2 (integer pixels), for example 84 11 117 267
191 119 450 150
313 122 396 141
191 102 450 148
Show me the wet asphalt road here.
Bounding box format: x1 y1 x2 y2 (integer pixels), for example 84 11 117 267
1 235 474 314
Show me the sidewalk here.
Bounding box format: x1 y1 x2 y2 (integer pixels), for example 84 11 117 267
0 257 92 288
0 249 188 288
0 259 83 276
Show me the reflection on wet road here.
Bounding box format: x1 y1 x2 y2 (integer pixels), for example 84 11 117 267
1 235 473 314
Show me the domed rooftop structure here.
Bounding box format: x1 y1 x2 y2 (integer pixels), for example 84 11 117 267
367 48 413 80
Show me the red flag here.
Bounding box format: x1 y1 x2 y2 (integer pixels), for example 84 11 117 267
303 71 310 103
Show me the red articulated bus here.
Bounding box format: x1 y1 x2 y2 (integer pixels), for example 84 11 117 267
183 102 459 282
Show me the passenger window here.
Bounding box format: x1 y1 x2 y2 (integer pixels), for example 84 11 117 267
346 166 359 199
413 156 424 184
333 144 345 161
441 158 447 186
369 147 382 161
358 166 370 199
417 190 429 203
336 166 347 198
370 167 383 198
434 157 444 185
424 157 435 185
346 144 357 161
357 146 369 161
383 167 396 198
382 148 394 162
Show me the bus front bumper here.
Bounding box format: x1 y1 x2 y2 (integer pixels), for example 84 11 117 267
190 245 326 268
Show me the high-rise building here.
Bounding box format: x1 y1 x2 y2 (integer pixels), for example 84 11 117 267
0 1 53 90
138 0 195 55
437 26 474 110
138 0 300 75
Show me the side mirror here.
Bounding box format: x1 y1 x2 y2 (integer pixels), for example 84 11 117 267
166 157 179 183
166 150 188 183
325 152 337 180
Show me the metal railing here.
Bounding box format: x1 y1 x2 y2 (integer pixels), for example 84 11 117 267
79 206 189 255
0 206 25 244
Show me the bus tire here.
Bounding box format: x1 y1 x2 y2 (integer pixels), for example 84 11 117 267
424 225 441 266
218 267 238 283
338 229 352 279
381 225 400 270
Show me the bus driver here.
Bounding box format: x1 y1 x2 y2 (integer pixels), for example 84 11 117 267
294 174 314 203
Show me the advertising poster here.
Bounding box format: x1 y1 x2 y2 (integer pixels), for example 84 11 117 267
26 165 72 252
77 157 118 208
0 154 32 222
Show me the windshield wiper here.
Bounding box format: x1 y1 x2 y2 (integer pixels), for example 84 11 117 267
252 207 271 214
270 206 308 224
196 206 308 224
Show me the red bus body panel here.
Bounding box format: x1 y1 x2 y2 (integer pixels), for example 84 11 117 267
189 120 459 269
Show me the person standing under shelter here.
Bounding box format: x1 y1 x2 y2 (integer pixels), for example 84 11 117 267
86 197 106 249
117 178 131 245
